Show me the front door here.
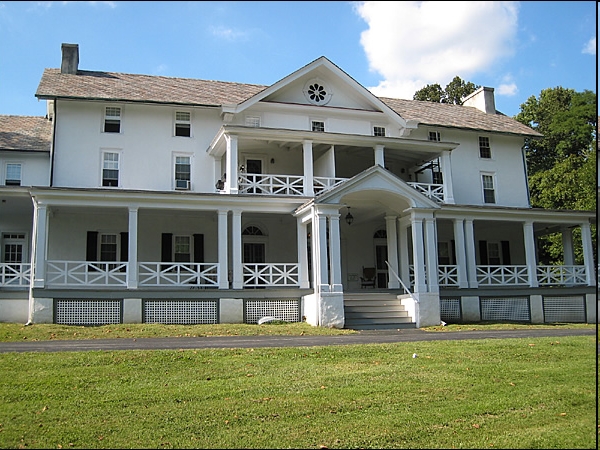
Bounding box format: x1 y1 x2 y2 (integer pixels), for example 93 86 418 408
375 244 388 288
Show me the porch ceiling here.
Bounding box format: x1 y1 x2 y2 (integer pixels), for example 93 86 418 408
337 189 412 226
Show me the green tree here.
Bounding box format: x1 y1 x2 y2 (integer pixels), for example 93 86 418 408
413 76 479 105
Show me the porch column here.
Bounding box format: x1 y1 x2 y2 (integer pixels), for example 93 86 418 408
410 214 427 293
561 227 574 266
453 219 469 288
32 203 48 288
464 219 478 288
424 216 438 293
385 215 400 288
217 210 229 289
314 209 329 292
580 222 595 286
225 134 238 194
328 213 342 292
374 144 384 167
399 217 410 289
523 221 539 287
127 207 138 289
439 150 455 204
296 217 310 288
231 210 243 289
302 140 314 196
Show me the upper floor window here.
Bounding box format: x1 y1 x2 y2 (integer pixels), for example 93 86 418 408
429 131 441 142
373 126 386 137
5 163 21 186
104 107 121 133
245 116 261 127
174 156 191 190
175 111 191 137
102 151 119 187
482 173 496 204
479 136 491 158
311 120 325 132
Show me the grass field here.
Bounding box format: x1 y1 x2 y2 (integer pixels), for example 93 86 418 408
0 322 596 448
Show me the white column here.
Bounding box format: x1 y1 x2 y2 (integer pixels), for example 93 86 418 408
561 227 574 266
32 203 48 288
231 210 243 289
225 134 238 194
315 210 329 292
453 218 469 288
374 144 385 167
329 213 342 291
411 214 427 293
385 215 400 288
127 207 138 289
425 216 438 293
580 222 595 286
439 150 454 204
217 210 229 289
302 140 314 196
464 219 478 288
523 221 539 287
297 218 310 288
399 217 410 288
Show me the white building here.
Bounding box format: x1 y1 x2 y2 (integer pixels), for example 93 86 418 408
0 43 596 328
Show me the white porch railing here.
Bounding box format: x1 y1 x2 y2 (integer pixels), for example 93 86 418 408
138 263 219 287
438 265 459 286
46 261 128 287
407 182 444 202
243 263 300 287
536 265 587 286
313 176 347 194
0 263 31 287
239 174 304 195
476 265 529 286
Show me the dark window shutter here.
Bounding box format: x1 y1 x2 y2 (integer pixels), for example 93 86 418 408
501 240 511 265
86 231 98 261
193 234 204 263
478 240 488 265
161 233 172 262
120 232 128 262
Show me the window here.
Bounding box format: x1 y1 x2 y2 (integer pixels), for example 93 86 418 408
175 111 191 137
3 233 25 263
174 236 191 262
373 126 386 137
482 174 495 204
487 242 501 265
311 120 325 132
245 116 260 127
479 136 491 158
102 151 119 187
100 234 118 262
5 163 21 186
174 156 191 190
104 107 121 133
429 131 441 142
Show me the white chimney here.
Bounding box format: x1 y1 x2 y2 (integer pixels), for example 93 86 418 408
61 43 79 74
462 86 496 114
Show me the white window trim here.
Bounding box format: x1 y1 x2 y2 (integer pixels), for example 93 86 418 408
1 232 28 263
98 232 120 262
310 118 326 132
428 130 441 142
174 110 192 137
481 172 497 204
478 135 493 160
372 124 387 137
100 148 122 188
173 152 193 190
4 161 23 186
102 105 123 134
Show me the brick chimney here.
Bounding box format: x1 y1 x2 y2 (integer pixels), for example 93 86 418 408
462 86 496 114
61 43 79 74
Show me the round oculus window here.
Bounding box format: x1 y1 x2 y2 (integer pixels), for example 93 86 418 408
303 79 332 105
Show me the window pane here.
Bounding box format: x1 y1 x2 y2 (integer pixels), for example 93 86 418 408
174 236 191 262
103 153 119 186
175 156 191 180
100 234 117 261
5 163 21 185
175 124 191 137
312 121 325 132
175 111 190 122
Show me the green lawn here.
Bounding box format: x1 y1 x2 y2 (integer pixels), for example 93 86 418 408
0 322 596 449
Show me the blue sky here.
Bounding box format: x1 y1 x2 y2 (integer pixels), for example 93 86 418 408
0 1 596 118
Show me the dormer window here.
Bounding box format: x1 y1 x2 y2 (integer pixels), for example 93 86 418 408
311 120 325 132
104 107 121 133
429 131 441 142
175 112 191 137
373 126 386 137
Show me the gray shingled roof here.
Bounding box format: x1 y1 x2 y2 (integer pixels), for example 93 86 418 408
0 115 52 152
36 68 541 138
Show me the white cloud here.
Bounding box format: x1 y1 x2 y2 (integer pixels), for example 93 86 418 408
209 25 248 42
354 1 519 99
582 37 596 55
496 83 517 96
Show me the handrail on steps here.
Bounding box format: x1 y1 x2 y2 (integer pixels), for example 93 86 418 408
385 261 419 303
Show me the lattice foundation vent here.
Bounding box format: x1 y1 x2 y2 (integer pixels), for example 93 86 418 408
245 299 300 324
543 296 586 323
144 300 218 324
480 297 530 322
440 298 462 322
55 299 122 325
